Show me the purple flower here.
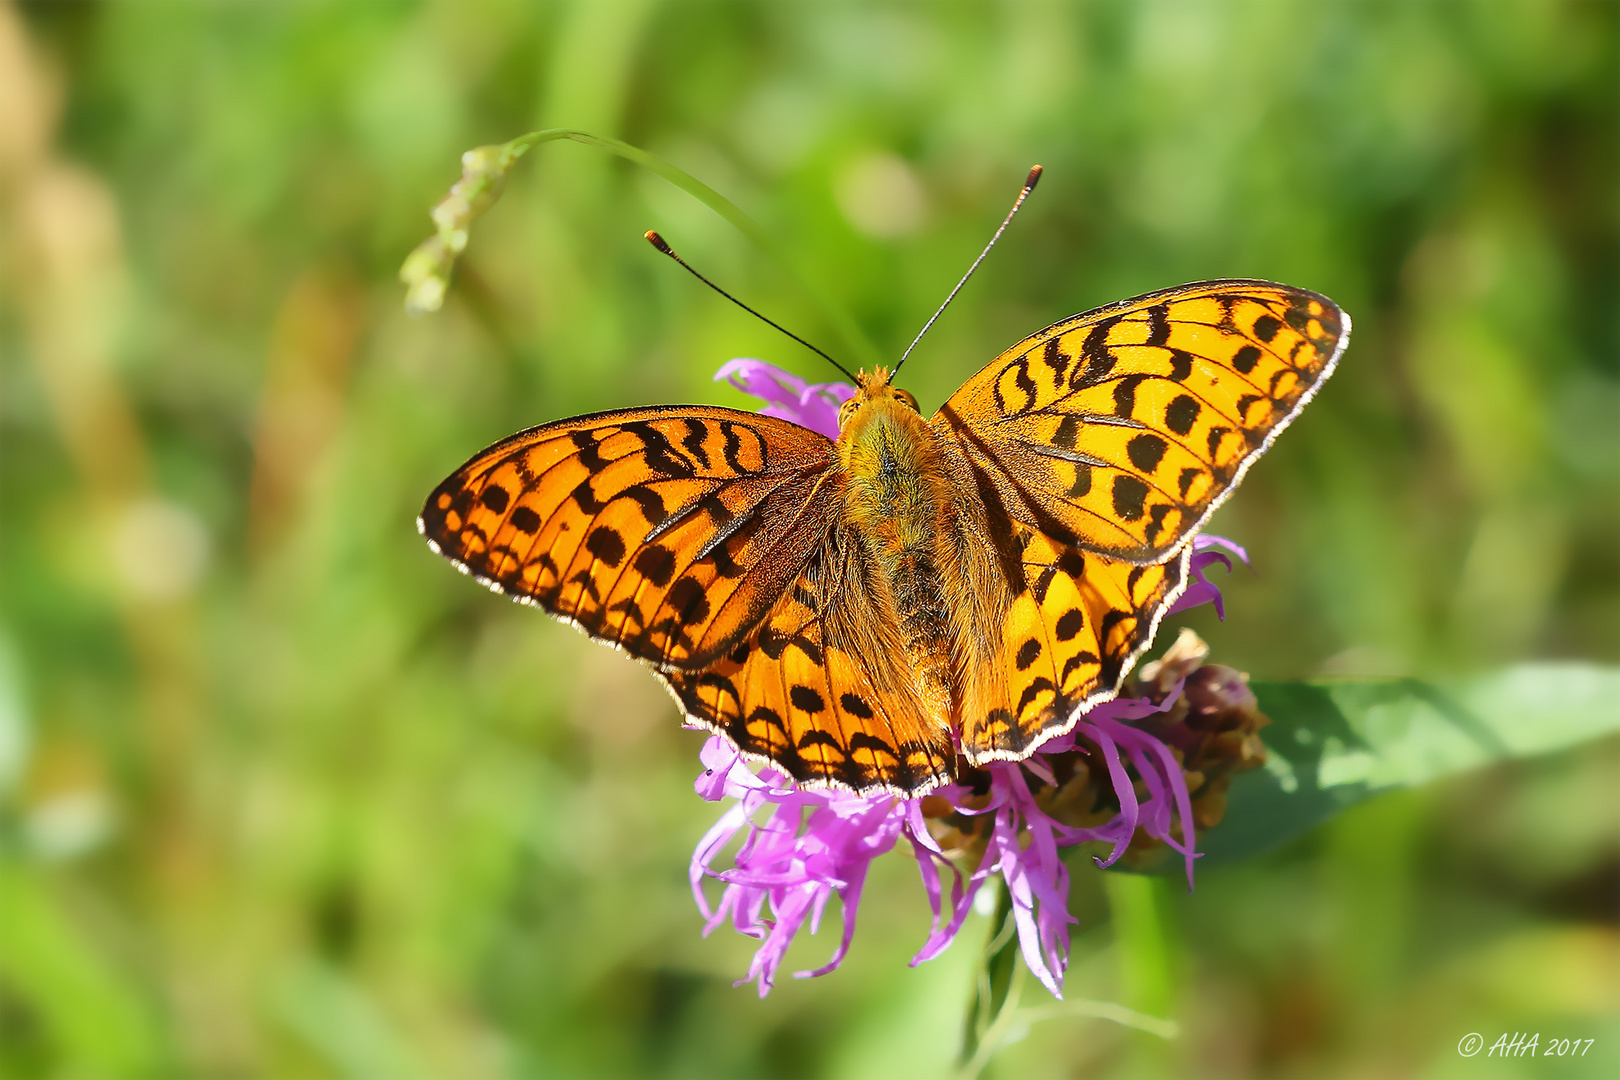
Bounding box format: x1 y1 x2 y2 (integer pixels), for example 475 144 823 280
691 359 1253 997
714 358 851 440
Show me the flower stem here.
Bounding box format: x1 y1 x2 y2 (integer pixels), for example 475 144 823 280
957 881 1019 1075
955 876 1181 1078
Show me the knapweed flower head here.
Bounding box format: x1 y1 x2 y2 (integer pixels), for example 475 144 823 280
692 359 1271 998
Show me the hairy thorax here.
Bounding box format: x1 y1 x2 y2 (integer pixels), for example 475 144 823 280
837 382 957 724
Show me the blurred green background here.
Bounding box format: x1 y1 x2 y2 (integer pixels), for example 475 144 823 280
1 1 1616 1077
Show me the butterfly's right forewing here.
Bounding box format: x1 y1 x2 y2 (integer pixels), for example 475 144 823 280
661 523 955 795
420 406 839 670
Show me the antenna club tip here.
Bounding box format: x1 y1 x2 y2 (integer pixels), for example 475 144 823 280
644 230 673 254
1025 165 1043 190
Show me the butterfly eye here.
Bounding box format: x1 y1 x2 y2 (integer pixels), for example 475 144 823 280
838 397 860 428
895 389 920 413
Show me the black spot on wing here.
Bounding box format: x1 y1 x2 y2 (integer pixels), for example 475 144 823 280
707 540 745 581
584 526 626 567
698 492 733 528
1232 344 1262 374
567 568 602 605
1015 638 1043 670
1253 314 1281 343
530 550 561 584
1053 414 1081 450
510 506 541 534
840 693 874 719
1030 566 1057 604
789 685 827 716
717 420 762 474
748 706 788 737
1061 651 1099 687
1127 433 1168 474
1236 394 1268 432
758 626 787 659
479 485 510 513
848 731 895 757
1145 503 1175 544
1011 357 1036 413
608 596 648 630
665 577 711 625
1111 474 1148 521
1165 394 1200 436
571 478 607 514
633 544 677 587
1098 608 1131 649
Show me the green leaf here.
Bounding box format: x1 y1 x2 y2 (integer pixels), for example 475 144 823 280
1196 663 1620 868
0 861 163 1077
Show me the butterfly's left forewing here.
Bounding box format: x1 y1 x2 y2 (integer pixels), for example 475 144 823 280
938 279 1348 763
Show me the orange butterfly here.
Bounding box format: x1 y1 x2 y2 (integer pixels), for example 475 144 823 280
420 176 1349 798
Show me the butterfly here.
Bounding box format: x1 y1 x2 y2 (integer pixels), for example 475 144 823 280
420 268 1349 796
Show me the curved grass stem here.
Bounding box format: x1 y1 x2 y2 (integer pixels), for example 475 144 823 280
400 127 882 369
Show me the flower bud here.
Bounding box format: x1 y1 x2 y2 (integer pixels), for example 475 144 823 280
1183 664 1260 731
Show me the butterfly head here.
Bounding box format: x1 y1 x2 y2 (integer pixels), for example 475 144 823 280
838 367 921 431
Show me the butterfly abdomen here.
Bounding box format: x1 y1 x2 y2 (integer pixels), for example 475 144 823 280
837 394 956 724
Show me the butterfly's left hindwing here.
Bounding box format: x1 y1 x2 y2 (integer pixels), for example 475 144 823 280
420 406 839 670
935 281 1348 565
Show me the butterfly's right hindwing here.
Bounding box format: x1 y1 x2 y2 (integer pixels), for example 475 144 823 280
661 523 955 795
420 406 839 670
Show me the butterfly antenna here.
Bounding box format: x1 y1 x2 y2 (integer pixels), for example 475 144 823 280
889 165 1042 382
644 231 860 384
